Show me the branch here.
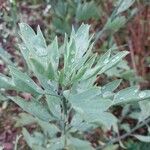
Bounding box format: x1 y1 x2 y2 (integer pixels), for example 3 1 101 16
96 117 150 150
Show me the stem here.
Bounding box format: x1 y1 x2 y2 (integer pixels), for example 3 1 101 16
96 117 150 150
14 135 22 150
10 0 17 34
128 40 138 76
61 95 68 149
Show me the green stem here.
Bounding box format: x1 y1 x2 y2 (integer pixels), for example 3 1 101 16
10 0 17 33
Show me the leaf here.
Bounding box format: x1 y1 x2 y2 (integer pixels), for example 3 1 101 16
70 114 95 132
9 66 43 95
10 97 53 122
105 16 126 32
19 23 36 42
81 51 129 80
64 87 100 101
0 47 14 65
66 88 115 129
46 137 64 150
0 73 15 89
46 95 61 119
22 128 45 148
22 128 33 148
103 144 119 150
113 86 139 104
54 0 67 18
37 119 60 138
15 113 36 127
91 112 118 130
68 137 94 150
30 58 45 76
99 51 129 74
47 37 59 71
15 113 59 138
138 101 150 122
102 79 122 93
52 17 71 34
0 93 7 102
37 25 47 48
116 0 135 15
134 135 150 143
76 1 100 21
74 24 91 60
113 87 150 105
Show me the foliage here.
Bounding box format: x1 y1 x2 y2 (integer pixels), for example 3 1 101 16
0 22 150 150
0 0 150 149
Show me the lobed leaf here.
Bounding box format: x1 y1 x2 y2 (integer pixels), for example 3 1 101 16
10 97 53 122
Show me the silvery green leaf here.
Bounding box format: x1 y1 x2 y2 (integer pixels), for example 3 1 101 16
70 97 111 114
71 76 96 94
19 23 36 42
138 101 150 122
10 97 53 122
37 119 60 138
65 87 100 101
99 51 129 74
18 44 31 68
68 137 94 150
22 128 45 148
19 23 48 69
105 16 126 32
73 53 97 82
67 89 114 129
81 51 129 80
0 73 15 89
46 137 64 150
22 128 34 148
47 37 59 71
52 17 71 34
0 47 14 65
15 113 36 127
54 0 67 18
102 79 122 93
113 86 139 104
105 60 130 77
37 25 47 48
9 66 43 95
46 62 56 80
63 38 76 79
46 95 61 119
76 1 100 21
74 42 94 71
134 134 150 142
84 111 118 130
113 87 150 105
116 0 135 15
70 114 95 132
97 49 112 66
30 57 45 75
74 24 91 60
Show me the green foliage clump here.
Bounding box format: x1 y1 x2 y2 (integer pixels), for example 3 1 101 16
1 23 150 150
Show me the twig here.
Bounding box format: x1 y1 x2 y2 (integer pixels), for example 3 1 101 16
96 117 150 150
128 40 138 76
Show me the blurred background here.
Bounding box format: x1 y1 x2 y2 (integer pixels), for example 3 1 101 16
0 0 150 149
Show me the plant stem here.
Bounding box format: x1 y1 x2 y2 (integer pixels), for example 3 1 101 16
9 0 17 34
96 117 150 150
61 95 68 149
